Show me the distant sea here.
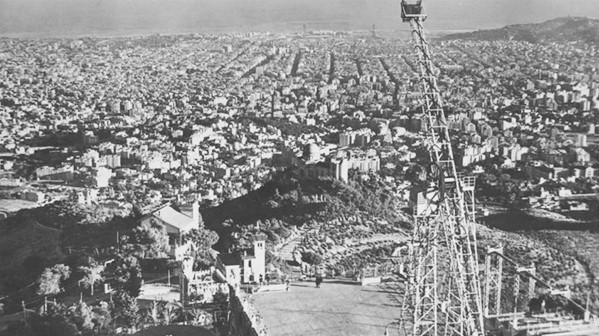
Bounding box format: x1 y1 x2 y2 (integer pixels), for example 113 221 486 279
0 0 596 38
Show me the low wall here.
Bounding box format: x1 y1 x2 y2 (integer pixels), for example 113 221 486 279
228 286 268 336
361 276 382 286
256 284 286 293
140 283 179 296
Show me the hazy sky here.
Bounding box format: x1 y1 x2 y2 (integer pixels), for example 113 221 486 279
0 0 598 37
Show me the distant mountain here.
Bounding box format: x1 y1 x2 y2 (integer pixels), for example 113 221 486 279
442 17 599 44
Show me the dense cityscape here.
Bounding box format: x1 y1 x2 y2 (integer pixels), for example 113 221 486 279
1 12 599 336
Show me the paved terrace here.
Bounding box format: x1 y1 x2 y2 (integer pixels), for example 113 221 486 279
252 280 404 336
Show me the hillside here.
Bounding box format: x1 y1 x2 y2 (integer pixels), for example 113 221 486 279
481 209 599 310
0 201 141 315
201 170 413 251
0 218 64 280
1 172 597 314
442 17 599 44
201 171 596 310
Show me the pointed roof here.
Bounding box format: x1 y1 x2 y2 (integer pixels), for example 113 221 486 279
152 205 196 233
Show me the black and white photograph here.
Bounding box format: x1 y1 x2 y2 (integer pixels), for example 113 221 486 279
0 1 599 335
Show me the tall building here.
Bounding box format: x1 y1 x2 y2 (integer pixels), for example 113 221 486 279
303 143 321 163
576 133 588 147
91 167 112 188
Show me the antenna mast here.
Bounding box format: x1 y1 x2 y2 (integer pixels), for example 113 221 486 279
399 1 484 335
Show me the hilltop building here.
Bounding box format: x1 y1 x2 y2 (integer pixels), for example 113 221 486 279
139 201 202 257
215 233 267 286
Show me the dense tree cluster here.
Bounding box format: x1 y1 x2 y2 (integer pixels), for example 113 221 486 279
111 291 141 332
331 244 400 275
1 300 113 336
104 255 143 298
327 176 411 226
122 219 170 258
37 264 71 296
301 251 323 265
183 228 219 270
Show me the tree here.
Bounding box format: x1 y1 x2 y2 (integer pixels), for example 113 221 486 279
183 228 219 270
145 300 161 326
188 308 213 327
32 313 78 336
405 164 427 183
32 301 78 336
104 255 142 297
111 290 141 332
301 251 322 265
37 264 71 295
79 263 105 296
65 301 94 334
91 301 113 335
213 291 229 304
160 303 181 326
128 219 170 258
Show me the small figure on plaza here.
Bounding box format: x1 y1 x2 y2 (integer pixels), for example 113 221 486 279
315 274 323 288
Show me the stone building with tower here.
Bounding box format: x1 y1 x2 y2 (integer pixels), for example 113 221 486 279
176 233 268 305
215 233 267 286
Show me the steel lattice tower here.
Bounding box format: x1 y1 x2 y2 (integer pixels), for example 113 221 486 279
399 1 485 335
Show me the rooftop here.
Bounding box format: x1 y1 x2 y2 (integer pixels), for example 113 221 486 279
151 205 195 232
218 252 242 266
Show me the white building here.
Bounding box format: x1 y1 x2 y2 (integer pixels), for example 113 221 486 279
215 233 267 286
